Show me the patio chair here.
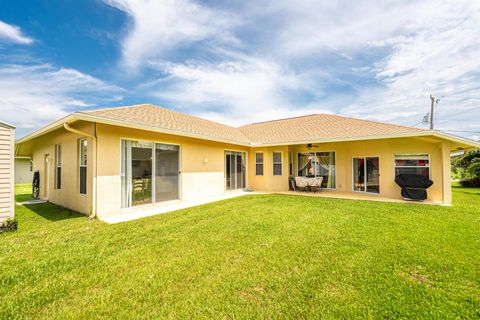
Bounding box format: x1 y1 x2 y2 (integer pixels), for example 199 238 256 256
289 177 297 191
311 177 323 193
133 178 146 202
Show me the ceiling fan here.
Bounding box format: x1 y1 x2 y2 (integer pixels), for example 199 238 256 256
306 143 319 150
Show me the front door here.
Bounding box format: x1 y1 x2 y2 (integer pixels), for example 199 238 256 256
225 151 246 191
353 157 380 194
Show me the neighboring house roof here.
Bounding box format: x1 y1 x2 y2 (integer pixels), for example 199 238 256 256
0 120 15 129
80 104 251 145
239 113 426 145
15 104 480 150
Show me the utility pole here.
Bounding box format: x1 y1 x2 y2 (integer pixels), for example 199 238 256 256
429 94 435 130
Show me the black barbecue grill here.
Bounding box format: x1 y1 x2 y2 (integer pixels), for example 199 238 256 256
394 174 433 201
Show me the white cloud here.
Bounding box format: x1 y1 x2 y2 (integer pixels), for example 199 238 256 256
0 20 34 44
0 64 123 137
340 0 480 135
142 56 333 126
103 0 239 70
105 0 480 138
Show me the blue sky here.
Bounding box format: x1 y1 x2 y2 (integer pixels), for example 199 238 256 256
0 0 479 140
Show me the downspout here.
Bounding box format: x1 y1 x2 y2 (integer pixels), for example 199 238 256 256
64 122 98 219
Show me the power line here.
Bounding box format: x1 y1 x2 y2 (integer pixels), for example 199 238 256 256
437 129 480 134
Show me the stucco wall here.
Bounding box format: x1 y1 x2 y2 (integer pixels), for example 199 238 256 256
249 137 450 204
29 122 94 215
14 158 33 184
95 123 249 218
248 145 290 192
23 121 453 219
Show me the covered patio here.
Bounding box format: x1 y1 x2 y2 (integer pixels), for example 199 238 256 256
277 189 446 205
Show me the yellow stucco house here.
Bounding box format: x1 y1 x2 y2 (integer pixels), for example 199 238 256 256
15 104 479 220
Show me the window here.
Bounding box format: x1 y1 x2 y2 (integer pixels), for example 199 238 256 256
273 152 282 176
298 151 336 188
79 139 87 195
55 144 62 189
394 154 429 178
255 152 264 176
29 160 33 172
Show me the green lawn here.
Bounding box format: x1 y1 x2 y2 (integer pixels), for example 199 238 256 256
1 185 479 319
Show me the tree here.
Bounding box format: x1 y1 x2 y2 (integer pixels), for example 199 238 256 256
454 150 480 187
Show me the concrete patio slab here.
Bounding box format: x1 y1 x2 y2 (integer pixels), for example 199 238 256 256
101 191 258 224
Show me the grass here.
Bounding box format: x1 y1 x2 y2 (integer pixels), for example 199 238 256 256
1 184 479 319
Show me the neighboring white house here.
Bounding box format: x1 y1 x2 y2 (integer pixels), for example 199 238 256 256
0 121 15 221
15 156 33 184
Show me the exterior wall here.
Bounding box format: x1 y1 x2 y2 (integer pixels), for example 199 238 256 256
95 123 249 218
29 122 94 215
0 124 14 220
20 121 455 220
282 137 450 204
248 145 290 192
15 158 33 184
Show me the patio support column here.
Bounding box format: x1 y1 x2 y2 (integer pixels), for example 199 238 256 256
441 141 452 205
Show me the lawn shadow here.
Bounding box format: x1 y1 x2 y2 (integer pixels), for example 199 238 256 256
23 202 85 222
15 192 33 203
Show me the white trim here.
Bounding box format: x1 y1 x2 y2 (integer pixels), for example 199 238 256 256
295 150 337 190
272 151 283 176
252 131 480 149
54 144 62 190
352 156 380 195
79 138 88 195
255 151 264 176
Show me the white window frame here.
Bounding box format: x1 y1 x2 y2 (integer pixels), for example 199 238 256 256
273 151 283 176
394 154 430 179
79 138 87 195
55 144 62 190
255 152 264 176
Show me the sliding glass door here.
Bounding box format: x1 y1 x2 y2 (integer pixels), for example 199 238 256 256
297 152 336 188
121 140 153 207
353 157 380 194
121 140 180 209
225 151 246 191
155 144 179 202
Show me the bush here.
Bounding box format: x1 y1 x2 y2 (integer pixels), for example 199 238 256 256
0 218 18 234
460 178 480 188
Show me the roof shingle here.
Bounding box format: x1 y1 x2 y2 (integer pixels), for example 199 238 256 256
80 104 426 146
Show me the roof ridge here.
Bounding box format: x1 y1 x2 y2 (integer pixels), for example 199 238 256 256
319 113 426 131
79 103 155 114
240 112 425 131
239 113 321 127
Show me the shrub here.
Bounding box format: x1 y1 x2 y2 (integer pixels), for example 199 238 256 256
460 178 480 188
0 217 18 234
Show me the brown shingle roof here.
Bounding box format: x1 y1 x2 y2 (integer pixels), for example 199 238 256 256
80 104 251 144
80 104 426 146
239 113 426 145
